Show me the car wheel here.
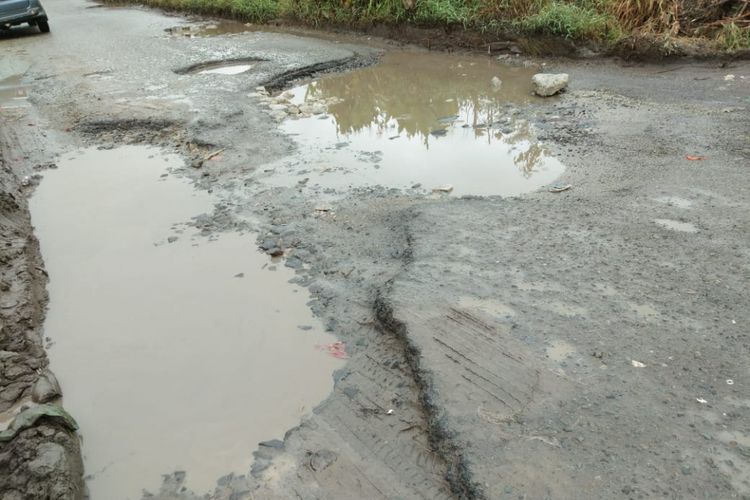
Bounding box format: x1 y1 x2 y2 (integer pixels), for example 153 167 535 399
38 20 50 33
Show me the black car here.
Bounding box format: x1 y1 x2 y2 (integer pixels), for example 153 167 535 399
0 0 49 33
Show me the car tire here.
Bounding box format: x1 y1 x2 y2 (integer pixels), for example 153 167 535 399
38 20 50 33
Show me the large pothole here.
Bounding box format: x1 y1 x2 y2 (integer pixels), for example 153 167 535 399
256 50 565 197
29 146 344 498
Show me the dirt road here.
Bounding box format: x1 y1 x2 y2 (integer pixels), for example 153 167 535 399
1 0 749 498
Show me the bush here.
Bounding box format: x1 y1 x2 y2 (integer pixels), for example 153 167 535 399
717 22 750 51
413 0 476 26
230 0 279 22
521 1 621 40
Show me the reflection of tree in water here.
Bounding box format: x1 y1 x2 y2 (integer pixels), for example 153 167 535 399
300 53 549 174
485 121 548 177
513 144 546 177
305 59 509 145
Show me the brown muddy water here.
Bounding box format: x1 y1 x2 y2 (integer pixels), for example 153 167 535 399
164 20 253 38
262 51 565 197
29 146 344 499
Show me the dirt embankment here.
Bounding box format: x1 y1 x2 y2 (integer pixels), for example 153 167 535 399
102 0 750 60
0 127 84 498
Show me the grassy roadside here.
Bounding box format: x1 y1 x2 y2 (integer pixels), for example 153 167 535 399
111 0 750 56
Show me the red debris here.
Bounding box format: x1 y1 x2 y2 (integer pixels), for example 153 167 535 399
317 341 348 359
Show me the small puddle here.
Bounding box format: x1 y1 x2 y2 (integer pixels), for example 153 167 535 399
29 146 343 499
199 63 254 75
177 58 260 76
0 74 30 109
261 51 565 197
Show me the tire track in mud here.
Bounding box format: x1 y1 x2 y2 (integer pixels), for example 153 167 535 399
367 212 480 499
239 198 461 499
374 288 481 500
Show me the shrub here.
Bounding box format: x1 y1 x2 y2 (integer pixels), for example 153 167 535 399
717 22 750 51
521 1 621 40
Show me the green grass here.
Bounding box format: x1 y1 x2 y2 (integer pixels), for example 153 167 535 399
718 22 750 52
413 0 477 27
520 1 621 40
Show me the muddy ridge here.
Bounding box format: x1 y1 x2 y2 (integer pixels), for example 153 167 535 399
259 54 376 91
0 126 84 498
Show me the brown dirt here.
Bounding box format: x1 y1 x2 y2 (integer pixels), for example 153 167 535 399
0 117 85 500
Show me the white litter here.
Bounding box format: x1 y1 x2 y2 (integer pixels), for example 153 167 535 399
631 360 646 368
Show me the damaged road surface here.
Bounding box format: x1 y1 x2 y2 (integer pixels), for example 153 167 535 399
1 0 749 498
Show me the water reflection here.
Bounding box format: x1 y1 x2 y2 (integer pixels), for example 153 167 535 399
296 51 537 140
269 51 564 197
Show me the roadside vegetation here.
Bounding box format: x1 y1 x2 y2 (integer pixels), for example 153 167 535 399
116 0 750 54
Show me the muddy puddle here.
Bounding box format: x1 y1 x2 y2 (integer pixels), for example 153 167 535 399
0 74 30 109
165 20 253 38
260 51 565 197
29 146 343 499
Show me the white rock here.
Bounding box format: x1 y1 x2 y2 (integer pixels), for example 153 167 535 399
532 73 569 97
269 103 288 112
311 103 327 115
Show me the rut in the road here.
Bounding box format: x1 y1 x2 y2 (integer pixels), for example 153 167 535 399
375 288 481 499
